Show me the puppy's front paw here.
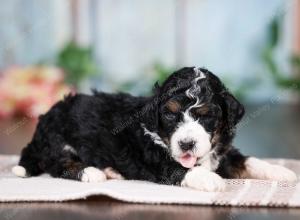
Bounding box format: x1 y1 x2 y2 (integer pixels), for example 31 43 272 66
81 167 107 183
181 166 226 192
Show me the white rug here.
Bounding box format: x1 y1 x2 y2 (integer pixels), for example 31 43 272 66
1 155 300 207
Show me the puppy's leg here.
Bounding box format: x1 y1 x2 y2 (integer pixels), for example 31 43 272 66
159 163 225 192
241 157 297 182
217 148 297 182
216 148 248 179
12 143 43 177
80 167 107 183
181 166 226 192
103 167 124 180
47 156 107 183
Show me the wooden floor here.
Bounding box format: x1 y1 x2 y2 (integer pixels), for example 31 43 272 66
0 104 300 220
1 200 300 220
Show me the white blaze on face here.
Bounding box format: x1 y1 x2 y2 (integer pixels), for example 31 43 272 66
170 67 212 168
170 113 211 168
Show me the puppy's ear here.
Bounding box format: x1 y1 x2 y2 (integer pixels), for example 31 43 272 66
222 92 245 129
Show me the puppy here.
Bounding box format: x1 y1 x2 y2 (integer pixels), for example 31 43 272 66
12 67 297 191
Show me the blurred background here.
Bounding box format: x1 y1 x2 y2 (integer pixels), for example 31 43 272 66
0 0 300 158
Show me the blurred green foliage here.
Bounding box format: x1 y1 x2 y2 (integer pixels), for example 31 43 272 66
221 77 259 101
117 63 176 96
262 15 300 90
152 63 175 84
56 42 98 87
117 81 139 93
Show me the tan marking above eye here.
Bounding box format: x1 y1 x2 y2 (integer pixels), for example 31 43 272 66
195 105 210 115
166 100 181 113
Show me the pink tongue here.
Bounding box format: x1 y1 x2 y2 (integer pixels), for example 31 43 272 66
179 153 197 168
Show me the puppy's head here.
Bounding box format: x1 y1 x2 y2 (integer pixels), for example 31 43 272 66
143 67 244 168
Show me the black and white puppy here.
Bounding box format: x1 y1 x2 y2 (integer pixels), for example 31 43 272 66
13 67 297 191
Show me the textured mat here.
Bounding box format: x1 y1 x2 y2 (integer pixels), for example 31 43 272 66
0 155 300 207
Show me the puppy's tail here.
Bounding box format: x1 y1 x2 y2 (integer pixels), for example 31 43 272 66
12 143 43 178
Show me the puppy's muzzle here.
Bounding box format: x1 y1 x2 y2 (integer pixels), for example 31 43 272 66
179 140 195 151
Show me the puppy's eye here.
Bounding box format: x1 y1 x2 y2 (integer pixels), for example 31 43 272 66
165 112 177 120
165 100 181 113
195 106 210 115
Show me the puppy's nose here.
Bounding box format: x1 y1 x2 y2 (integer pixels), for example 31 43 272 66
179 140 195 151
